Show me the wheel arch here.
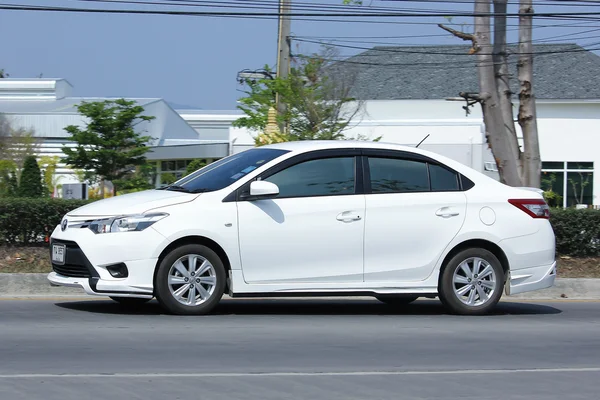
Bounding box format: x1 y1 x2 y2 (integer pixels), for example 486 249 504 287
438 239 510 284
153 235 232 294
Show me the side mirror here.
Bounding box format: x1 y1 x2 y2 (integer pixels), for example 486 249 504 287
247 180 279 200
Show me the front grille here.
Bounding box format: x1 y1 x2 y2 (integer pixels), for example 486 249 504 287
52 264 91 278
50 239 97 279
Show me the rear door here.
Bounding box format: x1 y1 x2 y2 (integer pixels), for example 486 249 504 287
362 150 467 283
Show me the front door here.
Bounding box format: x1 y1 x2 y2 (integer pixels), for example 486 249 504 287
237 155 365 284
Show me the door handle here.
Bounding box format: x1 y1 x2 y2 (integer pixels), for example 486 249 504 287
336 211 362 223
436 208 460 218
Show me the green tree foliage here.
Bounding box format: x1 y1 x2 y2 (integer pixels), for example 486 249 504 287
18 156 43 198
62 99 155 196
39 156 62 197
0 160 18 198
113 162 157 194
0 114 40 180
160 173 177 186
233 46 373 144
185 159 208 176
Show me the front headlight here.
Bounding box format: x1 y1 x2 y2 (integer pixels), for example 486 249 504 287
89 213 169 234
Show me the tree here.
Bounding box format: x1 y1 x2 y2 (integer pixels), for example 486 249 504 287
186 159 208 176
0 160 18 197
517 0 541 189
39 156 63 197
113 162 157 194
0 69 7 78
0 114 40 180
439 0 541 187
62 99 155 197
18 156 43 198
233 46 369 145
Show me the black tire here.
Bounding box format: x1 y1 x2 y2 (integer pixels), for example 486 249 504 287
154 244 226 315
439 248 505 315
376 295 419 306
109 296 151 306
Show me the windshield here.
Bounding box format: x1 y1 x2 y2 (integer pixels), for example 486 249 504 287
163 148 289 193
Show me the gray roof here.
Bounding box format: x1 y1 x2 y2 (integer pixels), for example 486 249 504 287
332 43 600 100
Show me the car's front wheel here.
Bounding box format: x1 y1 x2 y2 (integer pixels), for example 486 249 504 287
154 244 226 315
438 248 505 315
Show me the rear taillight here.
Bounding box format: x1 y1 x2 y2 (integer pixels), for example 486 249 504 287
508 199 550 219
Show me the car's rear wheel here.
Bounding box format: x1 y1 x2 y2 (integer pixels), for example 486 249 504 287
109 296 151 306
376 295 419 306
154 244 226 315
439 248 504 315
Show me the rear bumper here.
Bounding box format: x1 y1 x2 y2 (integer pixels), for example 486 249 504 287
506 261 557 296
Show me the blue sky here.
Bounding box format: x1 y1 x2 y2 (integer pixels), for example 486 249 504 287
2 0 599 109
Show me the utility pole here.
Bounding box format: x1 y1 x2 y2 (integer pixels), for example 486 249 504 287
275 0 291 133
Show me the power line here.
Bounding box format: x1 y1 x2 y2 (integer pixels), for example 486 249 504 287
293 37 600 56
294 28 600 47
5 3 600 18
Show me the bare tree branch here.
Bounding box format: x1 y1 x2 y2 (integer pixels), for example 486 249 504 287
438 24 479 54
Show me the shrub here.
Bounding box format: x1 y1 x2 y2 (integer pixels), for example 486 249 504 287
0 160 18 197
550 208 600 257
0 198 91 245
18 156 43 198
185 159 208 176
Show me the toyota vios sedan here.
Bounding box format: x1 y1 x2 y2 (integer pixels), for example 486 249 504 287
48 141 556 315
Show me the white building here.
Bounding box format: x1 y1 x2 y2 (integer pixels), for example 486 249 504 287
0 79 232 187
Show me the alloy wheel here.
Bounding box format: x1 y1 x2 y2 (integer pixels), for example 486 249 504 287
167 254 217 306
452 257 497 307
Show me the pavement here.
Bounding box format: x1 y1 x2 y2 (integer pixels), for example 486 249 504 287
0 298 599 400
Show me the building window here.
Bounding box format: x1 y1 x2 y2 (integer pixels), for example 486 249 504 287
158 158 216 185
541 161 594 208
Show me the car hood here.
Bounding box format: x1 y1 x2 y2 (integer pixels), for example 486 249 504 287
67 189 200 217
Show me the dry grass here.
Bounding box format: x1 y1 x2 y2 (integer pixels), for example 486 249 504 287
0 246 52 273
1 246 600 278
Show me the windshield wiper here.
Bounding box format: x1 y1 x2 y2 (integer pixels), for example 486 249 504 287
164 185 192 193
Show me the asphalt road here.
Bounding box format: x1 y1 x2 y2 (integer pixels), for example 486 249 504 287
1 298 599 400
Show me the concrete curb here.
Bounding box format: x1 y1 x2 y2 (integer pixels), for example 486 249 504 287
1 273 600 300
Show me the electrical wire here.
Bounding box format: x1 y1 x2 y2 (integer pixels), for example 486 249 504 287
293 37 600 56
6 3 600 18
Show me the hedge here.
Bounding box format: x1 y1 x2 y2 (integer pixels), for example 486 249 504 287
1 198 600 257
550 208 600 257
0 198 91 245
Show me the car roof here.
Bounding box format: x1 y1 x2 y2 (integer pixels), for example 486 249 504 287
262 140 424 154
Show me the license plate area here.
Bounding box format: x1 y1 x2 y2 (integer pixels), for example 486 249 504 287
52 244 66 265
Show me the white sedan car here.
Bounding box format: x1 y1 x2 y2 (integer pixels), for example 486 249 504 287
48 141 556 315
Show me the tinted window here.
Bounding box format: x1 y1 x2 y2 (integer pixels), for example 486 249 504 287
166 148 288 193
264 157 355 198
368 157 429 193
429 164 460 191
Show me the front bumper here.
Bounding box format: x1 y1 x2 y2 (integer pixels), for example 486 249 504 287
48 271 154 298
506 261 557 296
47 223 168 298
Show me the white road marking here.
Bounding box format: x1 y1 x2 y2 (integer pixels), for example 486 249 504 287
1 367 600 379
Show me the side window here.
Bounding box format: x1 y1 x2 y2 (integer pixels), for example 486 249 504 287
368 157 429 193
429 164 460 191
264 157 355 198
